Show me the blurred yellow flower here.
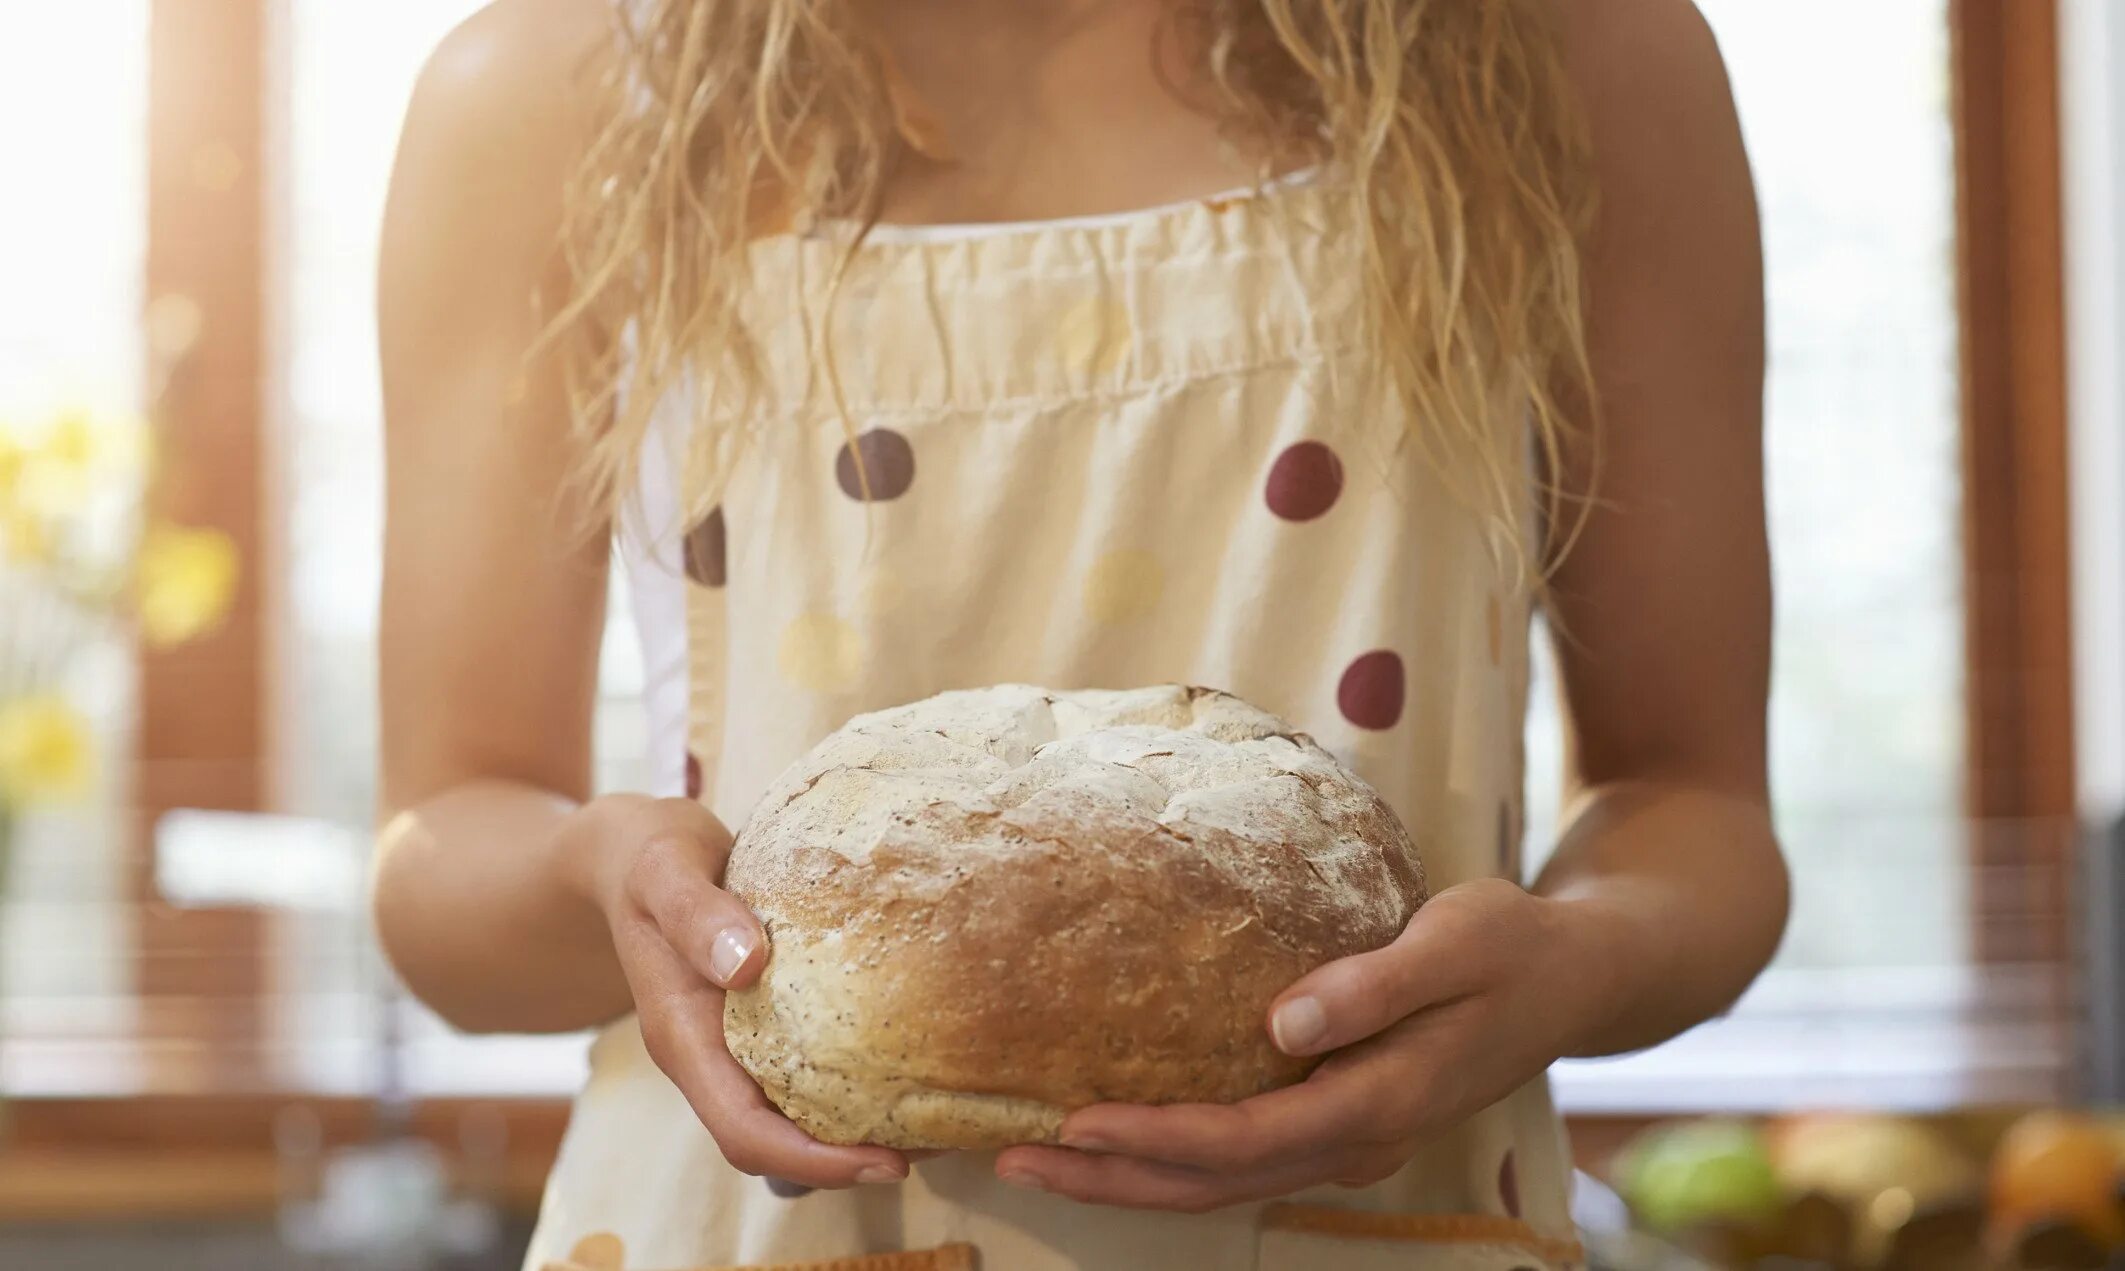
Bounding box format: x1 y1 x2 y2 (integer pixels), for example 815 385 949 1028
17 407 149 514
44 407 147 471
0 695 93 807
0 429 23 497
136 524 239 646
2 504 51 565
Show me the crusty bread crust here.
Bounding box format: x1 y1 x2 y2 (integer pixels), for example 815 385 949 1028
722 684 1426 1149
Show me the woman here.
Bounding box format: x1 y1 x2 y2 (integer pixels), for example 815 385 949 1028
372 1 1783 1267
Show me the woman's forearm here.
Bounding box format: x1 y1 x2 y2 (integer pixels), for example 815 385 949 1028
371 780 634 1034
1534 780 1789 1058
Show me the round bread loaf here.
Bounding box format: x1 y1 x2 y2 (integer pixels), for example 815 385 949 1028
721 684 1427 1150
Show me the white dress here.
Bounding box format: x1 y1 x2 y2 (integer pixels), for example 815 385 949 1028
527 177 1581 1271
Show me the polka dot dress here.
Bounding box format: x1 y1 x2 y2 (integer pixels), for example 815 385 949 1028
533 180 1577 1271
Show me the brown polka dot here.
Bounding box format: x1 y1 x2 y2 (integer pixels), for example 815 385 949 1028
835 429 916 501
683 506 726 587
1486 593 1503 665
685 752 704 801
766 1176 813 1199
1336 650 1404 730
1499 1150 1521 1217
1265 441 1344 521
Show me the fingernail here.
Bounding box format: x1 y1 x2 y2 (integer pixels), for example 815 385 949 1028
709 927 757 985
856 1165 904 1185
1000 1170 1046 1191
1271 995 1328 1054
1060 1132 1110 1153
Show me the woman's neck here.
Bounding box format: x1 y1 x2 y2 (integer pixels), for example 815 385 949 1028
867 2 1288 225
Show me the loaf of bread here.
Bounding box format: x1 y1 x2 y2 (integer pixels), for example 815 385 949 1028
721 684 1427 1150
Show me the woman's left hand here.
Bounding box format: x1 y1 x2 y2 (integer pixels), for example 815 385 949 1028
992 878 1624 1212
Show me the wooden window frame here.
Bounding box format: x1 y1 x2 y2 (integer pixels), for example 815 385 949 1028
1951 1 2079 986
132 0 273 1091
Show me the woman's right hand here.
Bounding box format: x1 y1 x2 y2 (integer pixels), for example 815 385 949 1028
562 794 915 1190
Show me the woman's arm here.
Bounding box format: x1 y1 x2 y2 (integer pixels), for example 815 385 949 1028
373 0 631 1035
995 0 1783 1209
369 0 908 1189
1526 0 1784 1056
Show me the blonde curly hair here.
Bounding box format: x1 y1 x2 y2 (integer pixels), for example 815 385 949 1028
547 0 1595 574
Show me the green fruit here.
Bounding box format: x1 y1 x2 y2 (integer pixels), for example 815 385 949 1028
1617 1120 1786 1234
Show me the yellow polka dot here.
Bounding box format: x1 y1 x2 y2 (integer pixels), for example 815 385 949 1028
567 1233 626 1270
1057 295 1132 376
1084 549 1164 625
778 612 862 692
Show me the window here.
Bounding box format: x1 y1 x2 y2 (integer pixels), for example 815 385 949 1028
274 1 632 1093
0 0 150 1092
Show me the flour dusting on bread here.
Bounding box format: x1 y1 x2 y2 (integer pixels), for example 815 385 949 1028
722 684 1426 1149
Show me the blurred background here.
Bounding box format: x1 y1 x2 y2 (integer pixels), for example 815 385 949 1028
1 2 2121 1269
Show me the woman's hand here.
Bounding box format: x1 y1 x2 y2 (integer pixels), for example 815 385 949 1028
564 794 916 1191
990 878 1622 1212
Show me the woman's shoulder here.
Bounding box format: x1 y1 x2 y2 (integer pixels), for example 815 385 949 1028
425 0 615 89
1546 0 1751 229
400 0 615 179
384 0 617 283
380 0 620 381
1549 0 1734 117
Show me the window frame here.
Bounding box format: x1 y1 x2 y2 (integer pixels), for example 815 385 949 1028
1951 0 2079 979
130 0 274 1092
